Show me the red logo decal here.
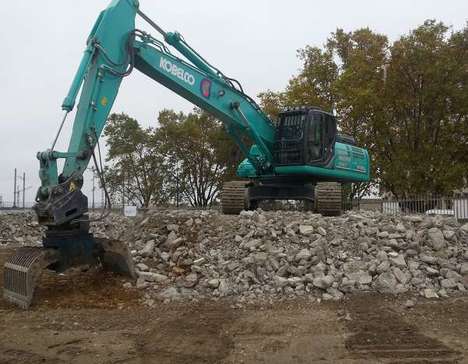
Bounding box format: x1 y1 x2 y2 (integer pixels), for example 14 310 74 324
201 79 212 98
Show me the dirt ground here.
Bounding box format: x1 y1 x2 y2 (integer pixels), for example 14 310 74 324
1 247 467 364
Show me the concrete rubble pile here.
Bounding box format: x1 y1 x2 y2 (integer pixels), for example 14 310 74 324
1 209 468 304
93 209 468 304
0 212 43 246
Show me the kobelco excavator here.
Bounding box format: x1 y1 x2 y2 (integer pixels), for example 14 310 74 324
3 0 370 308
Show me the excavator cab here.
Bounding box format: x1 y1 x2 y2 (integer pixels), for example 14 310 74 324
274 107 337 167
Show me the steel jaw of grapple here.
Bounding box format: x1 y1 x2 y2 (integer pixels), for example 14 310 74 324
96 238 137 280
3 228 136 309
3 247 60 309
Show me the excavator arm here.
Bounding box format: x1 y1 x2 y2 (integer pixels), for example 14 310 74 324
4 0 281 308
35 0 276 227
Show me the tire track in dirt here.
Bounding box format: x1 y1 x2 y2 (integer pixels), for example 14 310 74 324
344 294 463 363
134 307 236 363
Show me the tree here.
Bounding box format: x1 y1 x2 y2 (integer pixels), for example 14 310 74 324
103 110 243 209
327 28 388 199
155 109 240 208
259 46 337 118
103 113 168 208
378 21 468 196
259 21 468 198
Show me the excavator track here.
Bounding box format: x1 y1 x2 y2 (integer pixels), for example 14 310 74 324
3 247 59 309
221 181 247 215
315 182 342 216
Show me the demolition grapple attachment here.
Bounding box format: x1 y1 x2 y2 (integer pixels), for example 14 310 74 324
3 220 135 309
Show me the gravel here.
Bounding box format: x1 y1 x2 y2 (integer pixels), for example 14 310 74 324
1 209 467 305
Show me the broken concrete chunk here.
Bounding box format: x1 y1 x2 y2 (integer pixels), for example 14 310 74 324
299 225 314 235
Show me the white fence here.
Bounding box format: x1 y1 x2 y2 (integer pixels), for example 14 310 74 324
377 197 468 221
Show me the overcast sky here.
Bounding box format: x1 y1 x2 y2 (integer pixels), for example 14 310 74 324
0 0 467 206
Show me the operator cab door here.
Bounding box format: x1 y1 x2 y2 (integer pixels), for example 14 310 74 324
273 108 337 167
305 110 337 166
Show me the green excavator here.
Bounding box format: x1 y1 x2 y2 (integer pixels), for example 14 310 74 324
3 0 370 308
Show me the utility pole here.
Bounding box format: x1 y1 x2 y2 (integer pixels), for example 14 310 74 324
16 173 31 209
13 168 17 208
22 172 25 209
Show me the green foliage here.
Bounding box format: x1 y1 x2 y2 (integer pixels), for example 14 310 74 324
258 46 337 119
155 109 239 207
103 113 168 208
259 20 468 198
103 110 240 208
378 21 468 196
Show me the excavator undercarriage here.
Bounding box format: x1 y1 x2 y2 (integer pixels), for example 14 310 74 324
221 181 343 216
